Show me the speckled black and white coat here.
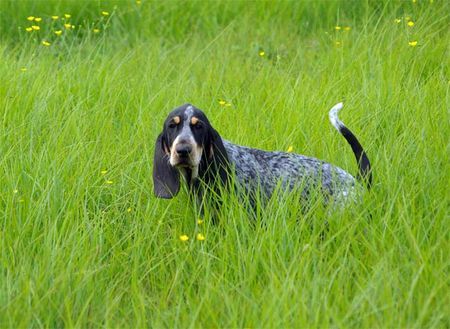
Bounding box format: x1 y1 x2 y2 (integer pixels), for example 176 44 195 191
153 103 371 207
222 140 356 201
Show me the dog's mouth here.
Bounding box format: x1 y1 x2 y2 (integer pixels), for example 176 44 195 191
173 158 193 168
170 153 202 169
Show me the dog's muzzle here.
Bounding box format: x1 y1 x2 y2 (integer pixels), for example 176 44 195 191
169 137 202 168
173 143 193 167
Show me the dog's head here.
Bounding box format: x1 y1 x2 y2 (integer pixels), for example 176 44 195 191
153 104 229 199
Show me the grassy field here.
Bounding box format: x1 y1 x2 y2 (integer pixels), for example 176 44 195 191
1 0 449 327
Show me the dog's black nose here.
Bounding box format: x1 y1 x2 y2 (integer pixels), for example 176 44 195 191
176 145 192 158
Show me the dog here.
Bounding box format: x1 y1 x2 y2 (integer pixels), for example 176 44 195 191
153 103 371 208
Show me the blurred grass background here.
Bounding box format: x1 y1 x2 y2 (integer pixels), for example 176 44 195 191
0 0 449 327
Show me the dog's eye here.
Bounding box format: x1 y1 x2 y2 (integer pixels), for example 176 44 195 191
194 123 203 130
168 123 177 129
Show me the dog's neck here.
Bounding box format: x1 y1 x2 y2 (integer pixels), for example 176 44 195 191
178 166 199 187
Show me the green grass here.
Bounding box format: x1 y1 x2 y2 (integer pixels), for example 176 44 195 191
1 0 449 327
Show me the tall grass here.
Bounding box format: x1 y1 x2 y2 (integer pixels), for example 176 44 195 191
0 0 449 327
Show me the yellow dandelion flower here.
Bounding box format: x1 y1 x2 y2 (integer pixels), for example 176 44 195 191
407 21 414 27
101 11 110 16
64 14 71 19
31 25 40 30
197 219 204 225
335 26 341 30
27 16 35 21
54 30 62 36
408 41 418 47
335 41 342 47
20 68 27 72
93 28 100 33
34 17 42 22
51 15 59 20
64 23 71 29
287 146 293 153
25 27 33 32
394 18 402 24
344 26 351 31
179 234 189 242
42 41 51 46
412 0 416 3
259 50 265 57
127 207 132 213
196 233 205 241
218 100 226 106
101 169 108 175
106 180 114 184
136 0 142 4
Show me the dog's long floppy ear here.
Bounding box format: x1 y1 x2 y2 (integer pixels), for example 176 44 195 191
204 127 230 185
153 133 180 198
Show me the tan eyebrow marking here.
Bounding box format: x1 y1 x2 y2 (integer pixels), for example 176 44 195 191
191 116 199 125
173 116 180 124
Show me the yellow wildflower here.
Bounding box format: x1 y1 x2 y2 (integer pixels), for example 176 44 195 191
287 146 293 153
31 25 40 30
27 16 35 21
179 234 189 242
136 0 142 4
335 41 342 47
196 233 205 241
408 41 418 47
25 27 33 32
93 28 100 33
259 50 265 57
51 15 59 20
106 180 114 184
344 26 351 31
64 14 71 18
64 23 71 29
54 30 62 36
335 26 341 30
127 208 132 213
407 21 414 27
34 17 42 22
101 11 110 16
42 41 51 46
101 169 108 175
218 100 226 106
394 18 402 24
197 219 204 225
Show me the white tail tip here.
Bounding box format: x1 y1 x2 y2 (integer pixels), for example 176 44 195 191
329 102 345 131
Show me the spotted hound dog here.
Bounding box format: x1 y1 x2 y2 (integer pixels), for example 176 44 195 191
153 103 371 207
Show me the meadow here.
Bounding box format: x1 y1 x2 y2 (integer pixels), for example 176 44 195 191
0 0 449 327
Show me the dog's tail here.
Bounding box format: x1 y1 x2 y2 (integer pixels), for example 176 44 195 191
329 102 372 189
